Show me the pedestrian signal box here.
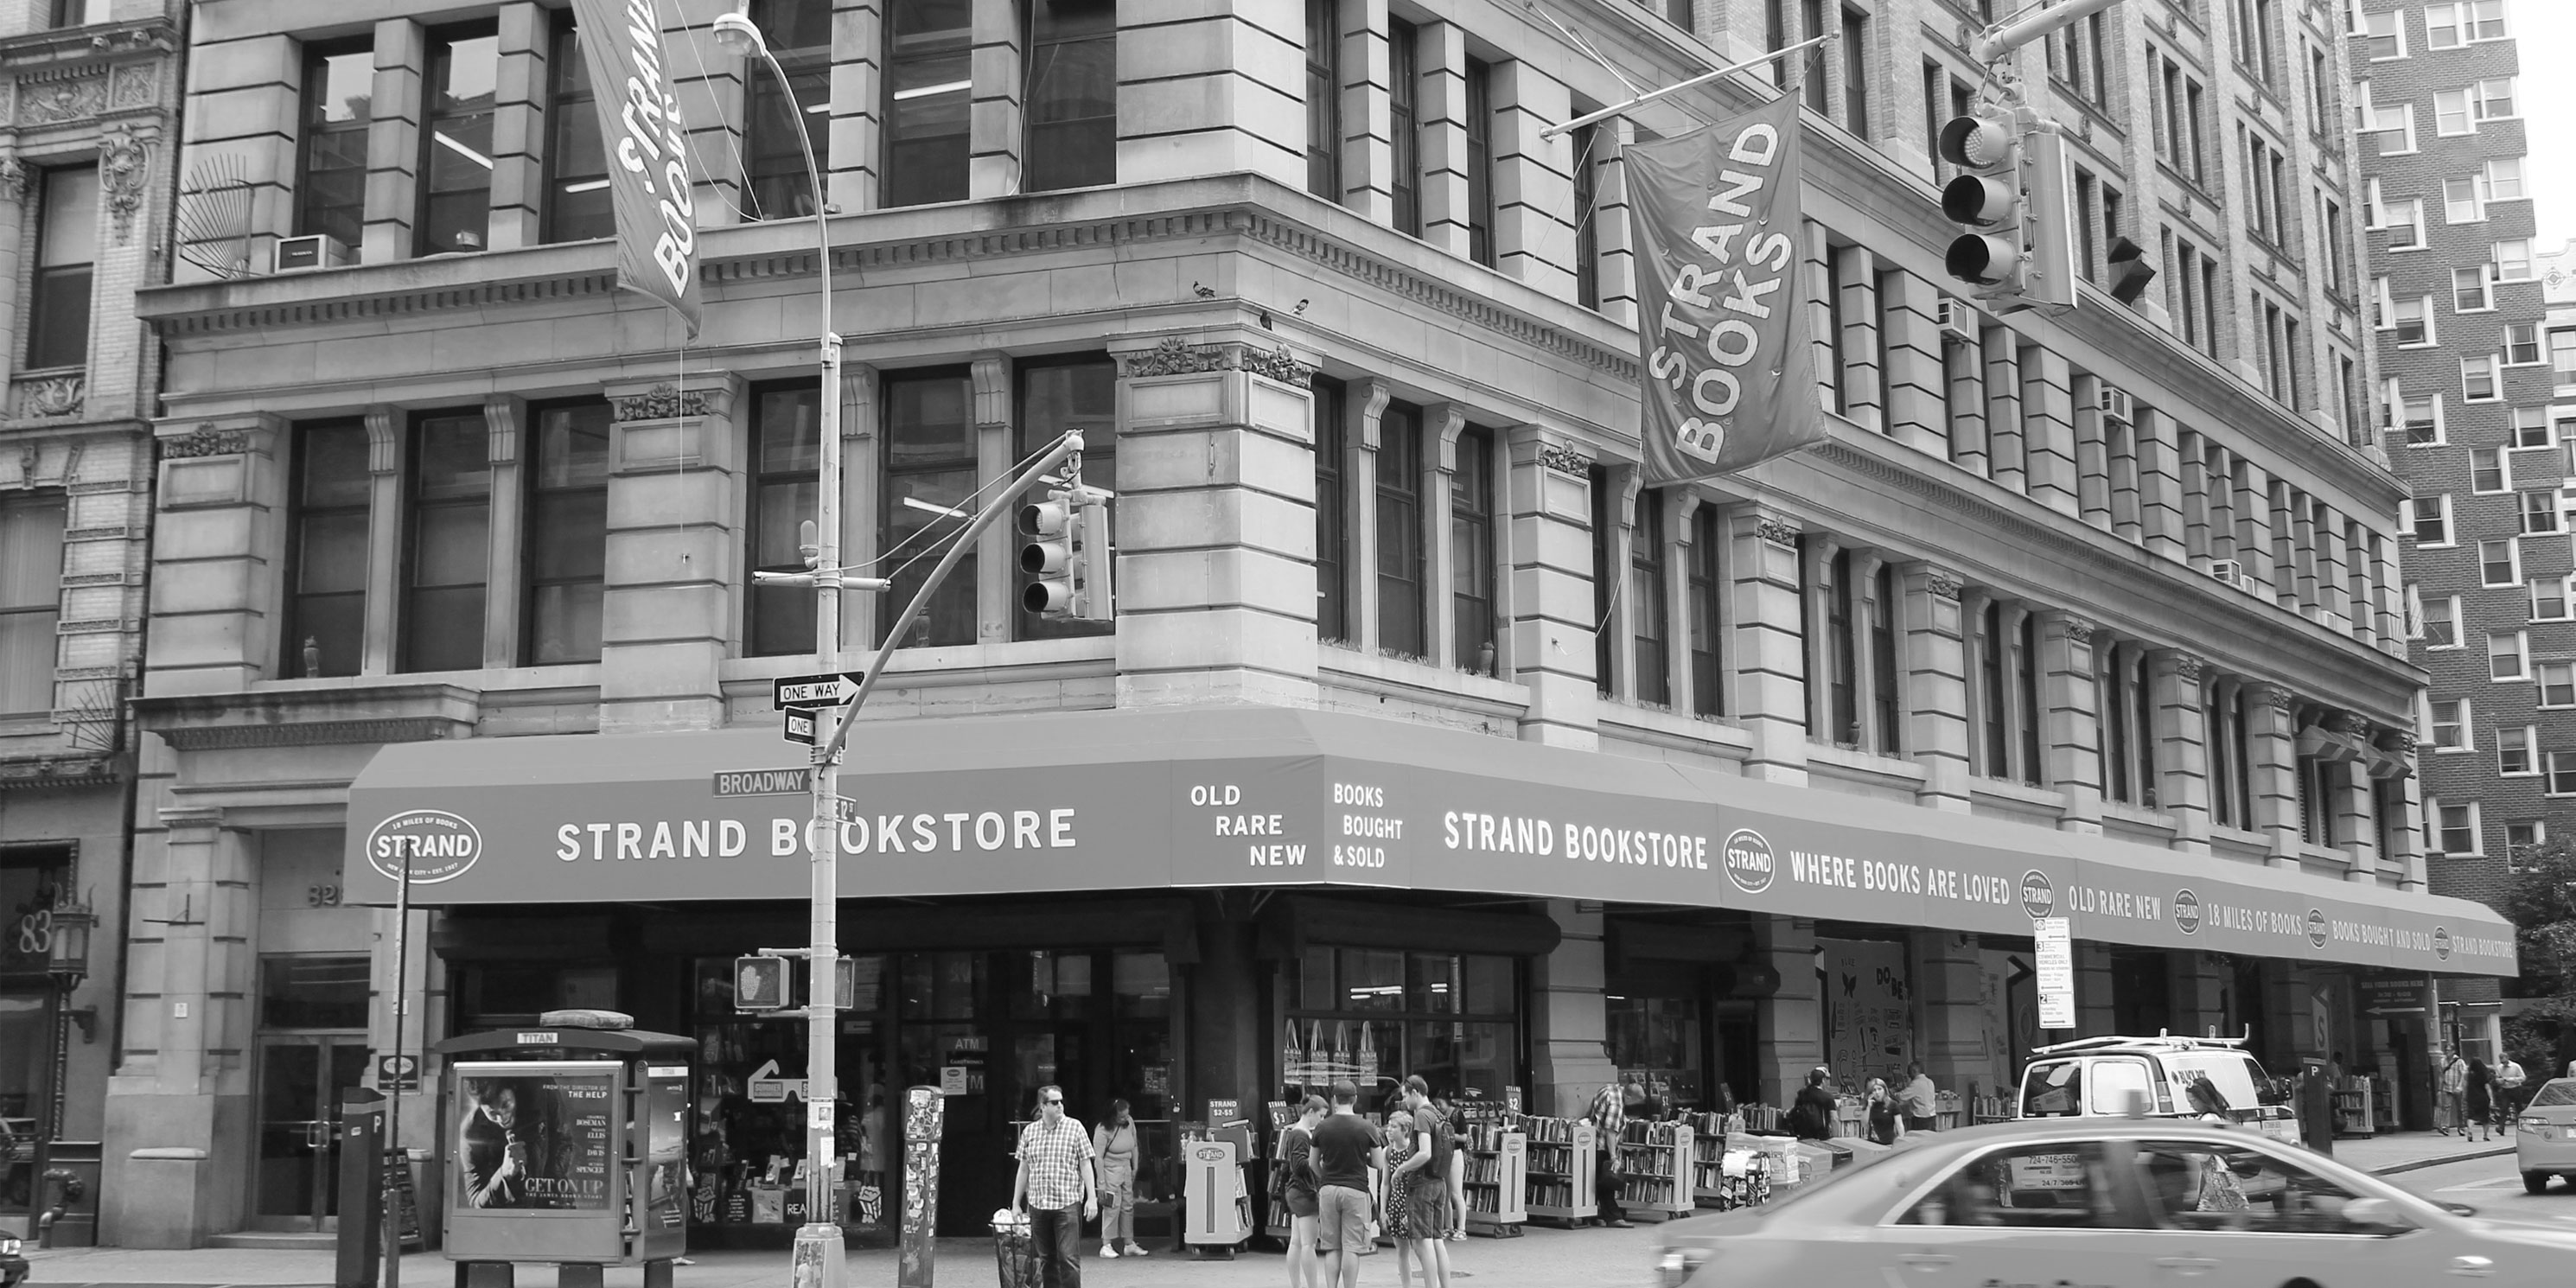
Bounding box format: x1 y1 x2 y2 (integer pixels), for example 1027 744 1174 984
735 954 789 1011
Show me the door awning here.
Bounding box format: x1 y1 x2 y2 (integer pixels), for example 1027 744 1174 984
342 706 2513 976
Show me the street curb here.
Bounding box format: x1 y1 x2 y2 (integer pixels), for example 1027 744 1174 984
2370 1145 2515 1176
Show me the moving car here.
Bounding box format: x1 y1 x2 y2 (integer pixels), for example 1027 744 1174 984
2517 1076 2576 1192
2018 1033 2299 1145
1650 1117 2556 1287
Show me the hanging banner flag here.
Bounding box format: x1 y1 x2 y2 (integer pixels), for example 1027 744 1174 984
1623 93 1819 484
567 0 705 333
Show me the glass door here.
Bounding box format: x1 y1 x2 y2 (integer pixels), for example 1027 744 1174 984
251 1036 370 1230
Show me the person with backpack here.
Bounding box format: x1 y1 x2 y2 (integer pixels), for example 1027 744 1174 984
1388 1076 1453 1288
1278 1096 1328 1288
1791 1068 1840 1142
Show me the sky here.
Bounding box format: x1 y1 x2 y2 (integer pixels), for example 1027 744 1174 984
2520 3 2576 253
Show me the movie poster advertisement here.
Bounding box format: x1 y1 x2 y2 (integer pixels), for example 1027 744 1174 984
454 1062 617 1211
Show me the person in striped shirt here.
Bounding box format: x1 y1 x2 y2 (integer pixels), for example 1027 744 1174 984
1584 1080 1637 1228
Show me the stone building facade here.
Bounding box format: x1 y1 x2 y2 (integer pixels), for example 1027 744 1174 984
103 0 2503 1247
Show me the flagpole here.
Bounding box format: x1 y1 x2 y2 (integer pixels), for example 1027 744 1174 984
1542 31 1832 138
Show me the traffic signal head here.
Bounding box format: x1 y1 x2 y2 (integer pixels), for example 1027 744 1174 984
1021 487 1111 619
735 954 789 1011
2105 235 2158 306
1936 105 2076 316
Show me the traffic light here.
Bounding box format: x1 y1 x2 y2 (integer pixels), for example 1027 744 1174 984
1938 104 2077 315
1018 486 1113 622
2105 234 2158 306
735 953 789 1011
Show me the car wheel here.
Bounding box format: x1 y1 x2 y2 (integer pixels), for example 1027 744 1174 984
2525 1171 2549 1194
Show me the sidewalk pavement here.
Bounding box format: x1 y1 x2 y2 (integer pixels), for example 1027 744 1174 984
16 1130 2520 1288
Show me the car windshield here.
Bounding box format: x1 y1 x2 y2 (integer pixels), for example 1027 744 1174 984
2022 1062 2082 1117
2532 1080 2576 1108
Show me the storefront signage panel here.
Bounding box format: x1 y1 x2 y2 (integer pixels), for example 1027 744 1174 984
342 713 2511 975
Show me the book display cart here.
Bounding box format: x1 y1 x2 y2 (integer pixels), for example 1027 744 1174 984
1521 1118 1596 1226
2334 1078 2377 1138
1615 1122 1694 1222
1453 1104 1527 1237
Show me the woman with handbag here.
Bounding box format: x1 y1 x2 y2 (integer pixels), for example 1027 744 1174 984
1093 1099 1146 1258
1278 1096 1326 1288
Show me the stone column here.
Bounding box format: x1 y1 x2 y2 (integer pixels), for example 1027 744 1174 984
2168 953 2228 1037
486 2 549 252
2178 428 2211 565
2108 418 2143 543
1120 0 1304 188
2268 479 2300 610
1731 507 1807 782
2343 520 2376 647
2234 458 2274 597
1850 548 1887 750
1961 588 1995 778
1805 221 1837 418
972 352 1015 641
2335 717 2379 880
969 0 1025 198
671 0 747 225
2290 490 2321 615
1834 245 1884 433
1503 428 1598 748
2152 650 2212 852
2248 684 2304 869
2040 611 2102 833
1754 915 1820 1106
1426 403 1466 669
1336 0 1392 222
2139 409 2186 561
1982 332 2026 494
170 34 297 283
2070 371 2111 528
2020 345 2079 516
1909 929 1986 1094
1946 322 1989 476
1348 379 1389 650
1592 118 1640 328
1527 900 1614 1117
2316 506 2351 631
1602 463 1642 701
1112 336 1324 708
598 375 743 732
2383 733 2426 890
1414 22 1469 255
2074 942 2116 1037
1879 270 1948 456
145 414 288 692
362 18 425 263
1801 532 1842 743
481 395 526 668
2205 445 2238 570
2374 532 2403 654
360 405 401 675
829 0 886 210
1902 564 1971 811
1491 60 1575 298
1664 492 1701 707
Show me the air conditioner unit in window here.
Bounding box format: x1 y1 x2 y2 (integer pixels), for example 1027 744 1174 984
1935 296 1978 344
2098 386 2136 424
2235 573 2261 595
2208 558 2242 583
273 234 353 273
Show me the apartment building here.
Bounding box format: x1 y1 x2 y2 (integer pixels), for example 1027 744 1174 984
0 0 179 1247
101 0 2504 1247
2350 0 2542 1055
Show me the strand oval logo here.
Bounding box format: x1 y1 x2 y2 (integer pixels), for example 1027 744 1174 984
366 810 483 884
1721 829 1776 895
2172 889 2203 935
2019 870 2056 920
2433 926 2453 962
2305 909 2330 949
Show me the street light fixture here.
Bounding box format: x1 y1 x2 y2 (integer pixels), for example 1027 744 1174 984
44 890 97 1044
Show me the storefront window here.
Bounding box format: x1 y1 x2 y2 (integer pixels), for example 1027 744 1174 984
1606 994 1703 1109
259 957 372 1029
1288 947 1518 1110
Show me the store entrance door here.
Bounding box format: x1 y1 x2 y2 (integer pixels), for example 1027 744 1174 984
249 1037 369 1231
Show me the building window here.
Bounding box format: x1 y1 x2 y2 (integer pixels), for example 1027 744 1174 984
417 28 500 255
2500 727 2535 775
542 23 613 242
1800 0 1828 112
1464 58 1495 267
2475 77 2515 120
2360 10 2401 59
1630 492 1668 705
1388 19 1420 237
1314 378 1349 643
2401 391 2439 443
2427 2 2464 48
2422 594 2459 646
2050 10 2107 107
1376 401 1426 659
1305 0 1340 201
2206 680 2252 830
2533 577 2568 622
1840 5 1869 136
2434 88 2473 137
2487 629 2525 679
2487 156 2527 202
747 381 820 657
741 0 832 220
2387 291 2430 344
286 422 372 679
1821 550 1855 743
2553 756 2576 797
2508 819 2544 852
2515 406 2551 448
1869 563 1899 753
526 401 609 664
1688 507 1723 717
1023 0 1116 192
2436 802 2477 854
1016 356 1116 640
1451 427 1497 673
2541 662 2576 708
2444 177 2482 225
2463 356 2499 402
1572 122 1601 309
2480 539 2518 588
883 0 972 207
402 411 493 673
296 41 373 250
2505 324 2542 367
2408 495 2449 544
1977 602 2008 777
2452 267 2490 312
0 494 63 716
1592 468 1616 696
2382 196 2422 248
26 167 96 371
49 0 105 25
2557 330 2576 376
2496 239 2534 281
2471 448 2505 494
879 369 976 647
2429 698 2465 749
2524 490 2560 534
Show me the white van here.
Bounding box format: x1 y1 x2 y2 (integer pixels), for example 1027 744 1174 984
2014 1033 2300 1146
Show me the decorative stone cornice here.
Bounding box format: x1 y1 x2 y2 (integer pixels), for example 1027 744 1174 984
1755 517 1801 547
155 419 264 460
609 383 710 423
482 395 521 466
15 373 81 419
2051 615 2095 644
2165 651 2208 684
1115 336 1316 387
99 121 150 243
2257 684 2298 713
0 158 25 205
1537 442 1591 476
133 683 481 751
155 717 462 750
1924 571 1962 601
0 753 127 791
363 405 398 474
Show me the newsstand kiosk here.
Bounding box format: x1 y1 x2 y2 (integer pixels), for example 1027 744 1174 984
433 1011 696 1288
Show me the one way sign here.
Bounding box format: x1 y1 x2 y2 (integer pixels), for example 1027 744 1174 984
774 672 866 710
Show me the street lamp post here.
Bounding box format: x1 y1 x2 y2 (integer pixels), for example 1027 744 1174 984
710 11 846 1286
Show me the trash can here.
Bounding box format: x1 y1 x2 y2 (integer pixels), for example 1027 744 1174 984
992 1210 1040 1288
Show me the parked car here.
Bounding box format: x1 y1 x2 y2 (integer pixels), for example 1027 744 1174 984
2017 1033 2299 1146
2 1230 27 1287
1650 1117 2554 1288
2516 1076 2576 1192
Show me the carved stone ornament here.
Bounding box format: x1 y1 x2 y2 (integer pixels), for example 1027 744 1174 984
1119 336 1230 379
2327 711 2372 739
158 424 250 459
16 374 82 419
0 158 26 205
99 123 150 243
2258 684 2298 712
1925 571 1963 601
1239 343 1314 388
609 383 710 423
2381 730 2418 755
1756 517 1802 548
2055 615 2095 644
1537 443 1592 476
17 75 106 125
2167 652 2209 684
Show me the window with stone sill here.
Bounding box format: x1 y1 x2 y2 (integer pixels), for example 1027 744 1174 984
2488 628 2526 679
48 0 106 26
2505 324 2542 367
1016 355 1116 641
2508 820 2544 855
401 409 494 673
740 0 832 221
0 492 64 717
2541 663 2576 709
2428 698 2465 749
2436 801 2476 855
2513 406 2550 449
416 27 500 256
2421 594 2459 647
2533 578 2570 623
879 367 976 647
2485 157 2526 203
1313 377 1349 644
2359 10 2401 60
542 22 614 243
525 399 610 665
2481 540 2519 589
2500 727 2535 775
2452 267 2490 313
2463 356 2500 403
27 166 95 373
2552 756 2576 799
284 420 370 679
1451 427 1498 674
1304 0 1340 202
746 380 820 657
883 0 971 208
2496 239 2534 282
296 41 373 251
1023 0 1116 193
2471 448 2504 494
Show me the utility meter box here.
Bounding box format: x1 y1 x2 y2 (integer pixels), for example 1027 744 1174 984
431 1011 696 1283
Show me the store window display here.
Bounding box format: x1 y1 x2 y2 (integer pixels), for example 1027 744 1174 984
1285 948 1517 1110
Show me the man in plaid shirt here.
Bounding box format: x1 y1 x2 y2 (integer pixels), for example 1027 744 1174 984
1013 1083 1098 1287
1586 1080 1636 1227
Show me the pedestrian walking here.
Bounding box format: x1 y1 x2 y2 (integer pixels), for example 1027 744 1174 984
1308 1080 1387 1288
1584 1080 1636 1228
1433 1098 1465 1242
1865 1078 1903 1146
2497 1055 2528 1129
1380 1106 1415 1287
2466 1058 2495 1142
1012 1083 1098 1288
1899 1062 1939 1132
2438 1049 2469 1137
1093 1098 1146 1259
1280 1095 1327 1288
1389 1077 1453 1288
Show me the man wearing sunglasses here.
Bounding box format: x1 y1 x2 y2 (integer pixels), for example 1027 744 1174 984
1014 1084 1099 1286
